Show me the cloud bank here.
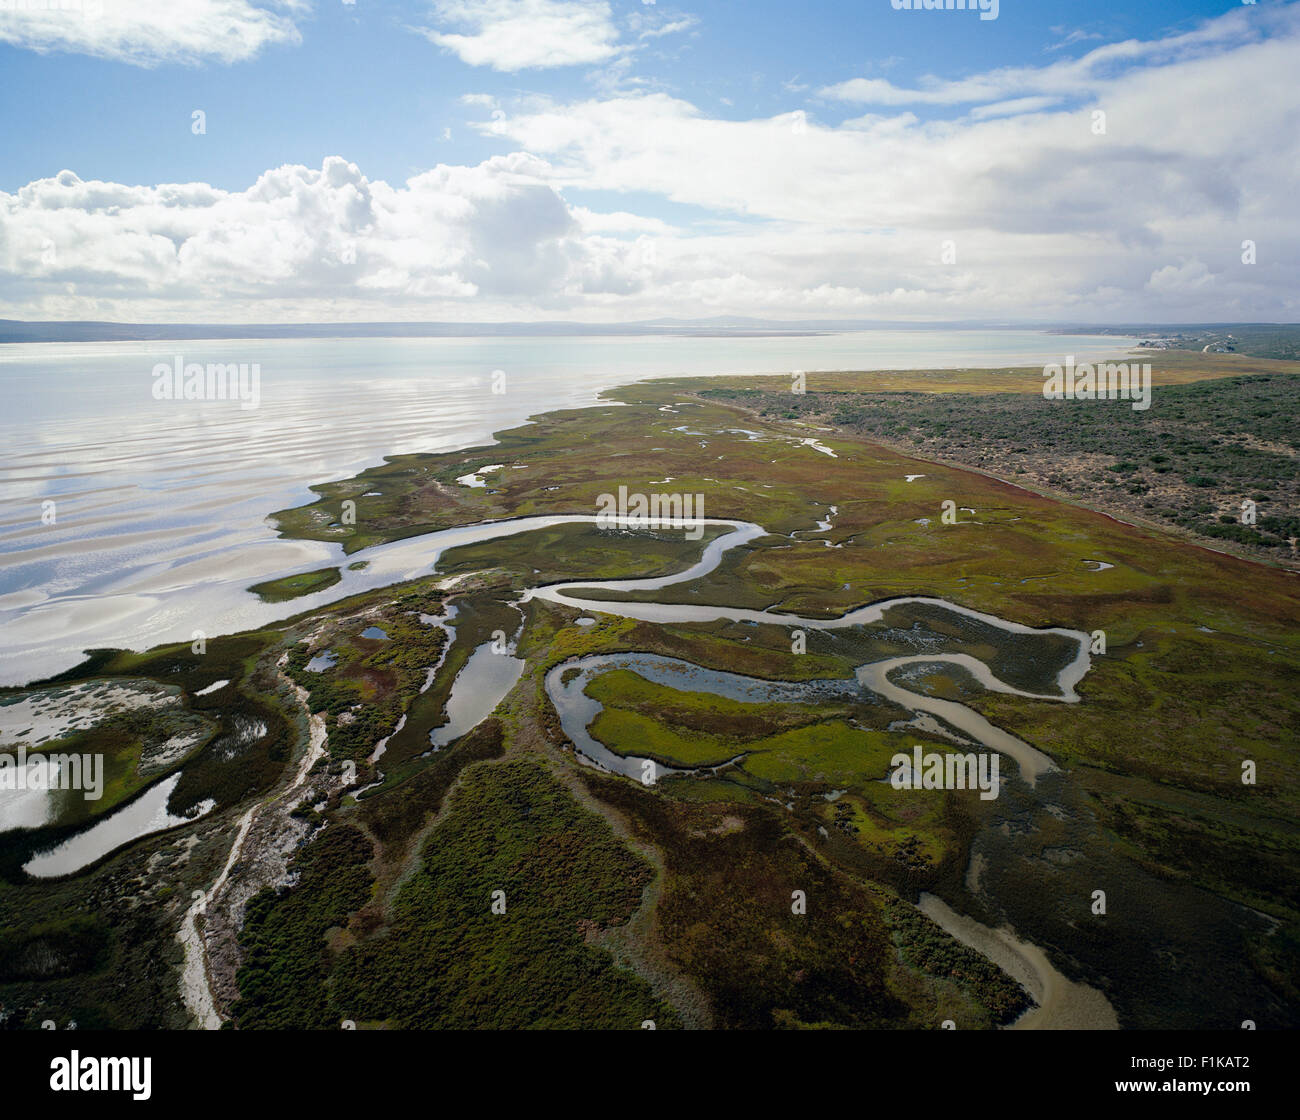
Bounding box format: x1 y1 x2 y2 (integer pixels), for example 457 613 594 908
1 3 1296 322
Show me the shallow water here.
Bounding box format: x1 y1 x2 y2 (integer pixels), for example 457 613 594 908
427 639 525 750
857 658 1058 784
918 893 1118 1029
1 513 641 684
22 773 215 878
0 757 67 832
304 651 337 672
0 331 1137 685
11 511 1088 870
0 678 180 746
544 652 861 779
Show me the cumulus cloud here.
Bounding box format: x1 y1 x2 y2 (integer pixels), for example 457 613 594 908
420 0 622 70
0 0 302 66
0 154 669 319
458 5 1300 318
1 4 1296 322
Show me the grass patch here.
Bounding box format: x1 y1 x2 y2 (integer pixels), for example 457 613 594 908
330 759 679 1028
248 566 341 603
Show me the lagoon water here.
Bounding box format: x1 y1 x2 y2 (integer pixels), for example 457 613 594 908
0 330 1136 684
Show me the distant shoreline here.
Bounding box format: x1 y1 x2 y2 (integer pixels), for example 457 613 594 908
0 319 1143 345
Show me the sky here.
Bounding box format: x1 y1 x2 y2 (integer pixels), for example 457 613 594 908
0 0 1297 324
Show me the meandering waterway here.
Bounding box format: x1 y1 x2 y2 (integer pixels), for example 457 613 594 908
4 509 1115 1027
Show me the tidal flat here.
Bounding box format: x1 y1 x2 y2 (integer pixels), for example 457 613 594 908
1 365 1296 1031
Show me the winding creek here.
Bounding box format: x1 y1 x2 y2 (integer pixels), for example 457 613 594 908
7 511 1116 1027
522 517 1113 1027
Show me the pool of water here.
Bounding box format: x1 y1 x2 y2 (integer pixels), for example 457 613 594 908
23 773 216 879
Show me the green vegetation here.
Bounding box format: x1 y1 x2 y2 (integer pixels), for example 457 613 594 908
284 587 448 762
248 566 341 603
6 356 1297 1031
330 759 679 1028
1095 794 1300 922
0 915 109 982
741 722 902 784
583 668 855 768
882 897 1030 1025
582 771 909 1029
436 521 732 588
353 718 505 854
701 372 1300 562
0 847 206 1028
233 824 375 1030
1086 323 1300 362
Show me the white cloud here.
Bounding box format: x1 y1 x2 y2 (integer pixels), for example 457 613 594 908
421 0 621 71
820 3 1297 111
0 154 674 319
420 0 697 72
571 206 672 234
0 0 302 66
627 10 698 40
968 96 1061 120
1146 260 1215 295
1 4 1297 323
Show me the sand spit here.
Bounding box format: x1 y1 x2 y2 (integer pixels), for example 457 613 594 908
919 893 1118 1030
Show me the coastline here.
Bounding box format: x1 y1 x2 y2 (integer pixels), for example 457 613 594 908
3 351 1296 1030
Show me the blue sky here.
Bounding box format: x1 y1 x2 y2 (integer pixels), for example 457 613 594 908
0 0 1296 322
0 0 1246 192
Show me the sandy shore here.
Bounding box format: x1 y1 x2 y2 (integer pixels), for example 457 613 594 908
177 669 330 1029
919 892 1118 1030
